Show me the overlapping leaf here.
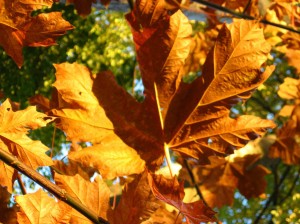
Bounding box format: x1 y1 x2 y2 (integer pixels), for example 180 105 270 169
0 99 54 169
48 63 146 178
54 174 110 223
148 172 217 223
195 144 270 208
0 186 18 224
0 0 74 67
108 171 161 224
66 0 111 16
16 189 72 224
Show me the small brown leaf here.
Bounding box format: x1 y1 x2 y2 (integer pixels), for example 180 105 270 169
148 172 217 223
16 189 72 224
69 134 145 179
0 99 54 169
54 173 110 222
108 171 161 224
0 186 18 224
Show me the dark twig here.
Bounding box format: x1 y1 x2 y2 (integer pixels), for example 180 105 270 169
279 167 300 204
127 0 134 11
253 165 291 224
0 148 109 224
183 159 208 206
242 0 252 14
193 0 300 34
17 172 27 195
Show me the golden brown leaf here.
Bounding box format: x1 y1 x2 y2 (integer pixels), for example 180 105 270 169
66 0 96 16
148 172 217 223
286 49 300 74
69 134 145 179
141 206 184 224
0 99 54 169
0 186 18 224
16 189 72 224
108 171 161 224
269 105 300 165
0 0 73 67
196 148 270 208
50 63 114 143
54 173 110 222
0 161 16 193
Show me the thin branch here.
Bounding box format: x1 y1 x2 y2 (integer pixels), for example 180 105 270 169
0 148 109 224
17 172 27 195
193 0 300 34
127 0 134 11
253 165 291 224
183 159 208 206
242 0 252 14
279 167 300 204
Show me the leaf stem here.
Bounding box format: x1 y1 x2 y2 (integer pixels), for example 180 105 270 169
183 159 208 206
17 172 27 195
193 0 300 34
0 148 109 224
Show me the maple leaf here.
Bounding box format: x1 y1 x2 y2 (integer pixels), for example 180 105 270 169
68 135 145 179
0 0 73 67
0 186 18 224
269 105 300 165
0 99 54 169
50 63 114 144
148 172 217 223
95 10 275 167
141 206 184 224
15 189 72 224
195 146 270 208
48 63 145 179
66 0 96 16
108 171 161 224
0 160 16 193
54 173 110 223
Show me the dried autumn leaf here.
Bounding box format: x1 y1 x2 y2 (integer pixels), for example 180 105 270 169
69 134 145 179
195 145 270 208
0 161 16 193
0 186 18 224
16 189 72 224
141 206 184 224
54 173 110 222
269 105 300 165
148 172 217 223
108 171 161 224
50 63 114 144
66 0 96 17
0 0 73 67
0 99 54 169
286 49 300 74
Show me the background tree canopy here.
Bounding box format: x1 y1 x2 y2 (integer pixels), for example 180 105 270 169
0 0 300 223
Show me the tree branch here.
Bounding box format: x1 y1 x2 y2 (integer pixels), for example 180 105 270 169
279 167 300 204
183 159 208 206
253 165 291 224
0 148 109 224
192 0 300 34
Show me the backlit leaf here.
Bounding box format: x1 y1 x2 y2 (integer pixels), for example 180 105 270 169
0 99 54 169
148 172 217 223
16 189 72 224
0 0 73 67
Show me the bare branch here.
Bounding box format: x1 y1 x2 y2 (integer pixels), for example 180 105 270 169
193 0 300 34
0 148 109 224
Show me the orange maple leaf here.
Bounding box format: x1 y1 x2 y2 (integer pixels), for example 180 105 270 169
108 171 161 224
0 0 73 67
55 173 110 223
195 151 270 208
0 99 54 169
148 172 217 223
16 189 72 224
0 186 18 224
